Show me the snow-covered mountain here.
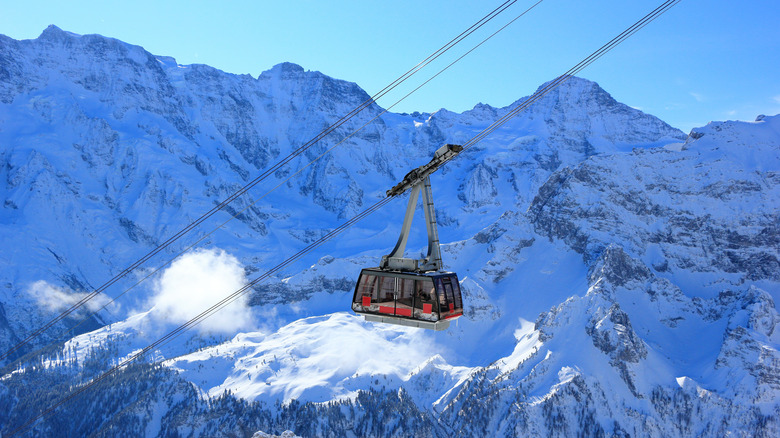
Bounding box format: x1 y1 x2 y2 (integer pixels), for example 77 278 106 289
1 26 778 437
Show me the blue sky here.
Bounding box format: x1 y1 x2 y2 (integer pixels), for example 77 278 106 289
1 0 778 132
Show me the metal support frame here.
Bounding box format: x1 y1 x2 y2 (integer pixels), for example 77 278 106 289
379 175 442 272
378 143 462 273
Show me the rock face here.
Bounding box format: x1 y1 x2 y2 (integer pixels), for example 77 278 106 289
436 242 780 437
528 117 780 282
1 27 778 437
430 116 780 436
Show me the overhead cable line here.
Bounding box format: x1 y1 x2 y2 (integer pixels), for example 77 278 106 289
0 0 528 363
6 2 681 435
50 0 547 349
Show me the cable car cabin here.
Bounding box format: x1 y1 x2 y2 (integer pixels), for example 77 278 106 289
353 143 466 330
352 268 463 331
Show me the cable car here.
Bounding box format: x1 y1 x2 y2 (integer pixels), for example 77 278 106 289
352 268 463 330
351 144 465 330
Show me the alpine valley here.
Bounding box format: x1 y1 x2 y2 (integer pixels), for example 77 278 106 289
0 26 778 437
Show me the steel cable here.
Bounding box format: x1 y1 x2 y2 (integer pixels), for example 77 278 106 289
0 0 529 363
5 1 681 435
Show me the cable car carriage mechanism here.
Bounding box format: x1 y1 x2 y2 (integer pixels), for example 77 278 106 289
352 144 465 330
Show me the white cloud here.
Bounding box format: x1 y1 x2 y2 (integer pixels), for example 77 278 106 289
147 248 254 335
27 280 111 314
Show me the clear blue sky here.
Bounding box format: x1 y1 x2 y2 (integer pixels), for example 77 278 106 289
1 0 778 132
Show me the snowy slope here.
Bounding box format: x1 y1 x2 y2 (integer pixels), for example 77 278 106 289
164 313 473 406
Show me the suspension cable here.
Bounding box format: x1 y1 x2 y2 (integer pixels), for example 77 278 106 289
55 0 547 346
0 0 529 363
5 1 681 435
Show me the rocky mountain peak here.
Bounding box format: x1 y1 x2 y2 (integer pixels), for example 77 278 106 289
257 61 372 106
38 24 69 40
588 244 652 288
260 61 306 78
34 24 147 62
514 76 685 146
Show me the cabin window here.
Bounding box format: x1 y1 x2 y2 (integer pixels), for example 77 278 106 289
353 272 443 321
449 277 463 310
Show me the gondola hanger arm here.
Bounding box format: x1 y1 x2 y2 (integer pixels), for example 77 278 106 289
386 144 463 197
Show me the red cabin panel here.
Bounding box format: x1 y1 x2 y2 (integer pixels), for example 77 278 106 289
396 307 412 317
